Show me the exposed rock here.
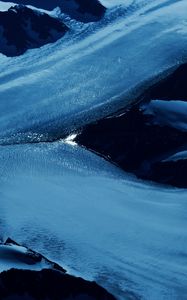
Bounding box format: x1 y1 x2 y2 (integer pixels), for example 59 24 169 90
58 0 106 22
0 268 116 300
0 5 68 57
1 0 106 22
148 159 187 188
139 63 187 101
76 63 187 187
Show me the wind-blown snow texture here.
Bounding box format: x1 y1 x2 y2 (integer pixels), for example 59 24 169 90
0 1 187 300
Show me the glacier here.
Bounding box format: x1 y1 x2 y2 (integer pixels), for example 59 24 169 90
0 0 187 143
0 0 187 299
0 141 187 299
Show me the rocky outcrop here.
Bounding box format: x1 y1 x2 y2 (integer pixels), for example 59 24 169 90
76 63 187 188
139 63 187 101
0 238 66 272
148 159 187 188
1 0 106 22
0 238 116 300
57 0 106 22
0 5 68 56
0 268 116 300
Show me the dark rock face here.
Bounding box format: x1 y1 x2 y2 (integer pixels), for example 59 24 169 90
0 238 116 300
60 0 106 22
0 268 116 300
1 0 106 22
149 159 187 188
140 63 187 101
76 63 187 188
0 5 68 57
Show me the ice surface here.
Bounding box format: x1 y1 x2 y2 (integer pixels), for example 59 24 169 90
0 0 187 143
0 140 187 300
100 0 134 8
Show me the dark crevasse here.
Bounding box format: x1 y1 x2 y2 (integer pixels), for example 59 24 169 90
76 63 187 188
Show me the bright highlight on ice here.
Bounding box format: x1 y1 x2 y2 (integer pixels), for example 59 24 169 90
64 133 77 146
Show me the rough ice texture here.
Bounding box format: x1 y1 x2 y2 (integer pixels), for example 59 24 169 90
0 0 187 143
0 141 187 299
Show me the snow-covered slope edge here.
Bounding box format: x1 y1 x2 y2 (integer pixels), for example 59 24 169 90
0 238 66 272
0 239 116 300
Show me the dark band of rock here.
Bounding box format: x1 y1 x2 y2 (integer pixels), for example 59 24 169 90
0 268 116 300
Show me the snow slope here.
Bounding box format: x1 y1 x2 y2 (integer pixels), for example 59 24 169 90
0 1 14 11
0 140 187 300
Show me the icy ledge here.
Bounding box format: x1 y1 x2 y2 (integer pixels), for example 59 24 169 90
0 238 116 300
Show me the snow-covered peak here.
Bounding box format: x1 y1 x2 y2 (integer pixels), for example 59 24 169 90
0 1 15 11
0 4 68 56
1 0 106 22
